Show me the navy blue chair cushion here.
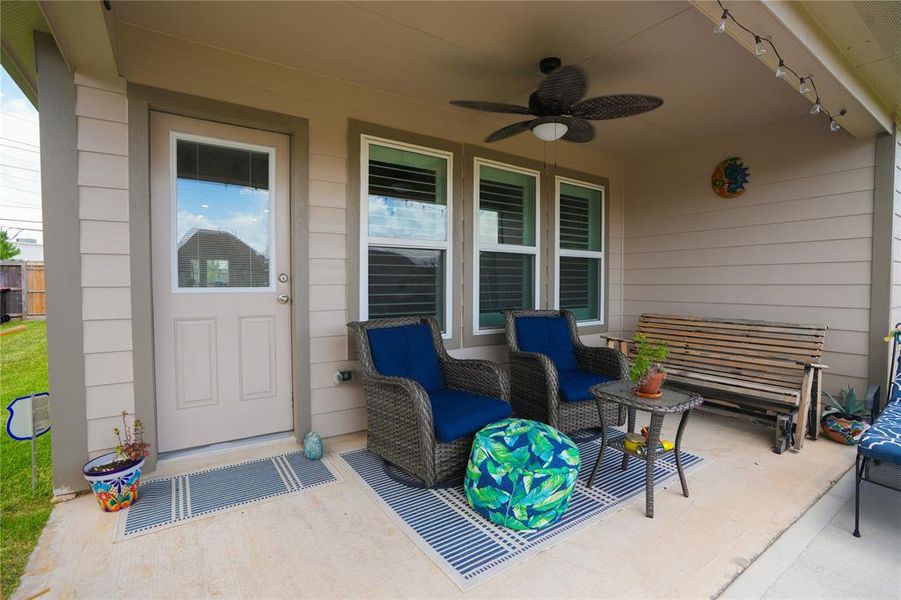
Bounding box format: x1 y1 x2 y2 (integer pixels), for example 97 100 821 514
515 316 579 373
558 371 613 402
367 323 444 392
428 388 512 443
858 399 901 462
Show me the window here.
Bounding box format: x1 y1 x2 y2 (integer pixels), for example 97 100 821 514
360 136 453 333
555 177 604 324
173 135 274 291
474 159 540 332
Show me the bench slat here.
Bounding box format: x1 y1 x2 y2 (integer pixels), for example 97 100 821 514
637 323 825 353
641 313 826 333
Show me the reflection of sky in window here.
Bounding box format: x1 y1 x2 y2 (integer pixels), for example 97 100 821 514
176 179 270 255
368 195 446 241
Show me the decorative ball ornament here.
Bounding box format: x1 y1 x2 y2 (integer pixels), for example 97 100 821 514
711 157 750 199
303 431 323 460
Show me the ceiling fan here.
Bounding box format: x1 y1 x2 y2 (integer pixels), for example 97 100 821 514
450 57 663 143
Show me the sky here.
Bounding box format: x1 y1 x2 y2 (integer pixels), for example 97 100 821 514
0 66 42 245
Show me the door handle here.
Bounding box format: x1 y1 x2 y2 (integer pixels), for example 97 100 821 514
277 294 290 305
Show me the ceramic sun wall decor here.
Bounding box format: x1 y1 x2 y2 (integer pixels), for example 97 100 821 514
711 157 750 199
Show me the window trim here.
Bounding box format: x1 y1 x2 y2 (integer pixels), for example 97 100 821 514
472 156 542 336
169 130 278 294
550 169 609 331
358 133 455 338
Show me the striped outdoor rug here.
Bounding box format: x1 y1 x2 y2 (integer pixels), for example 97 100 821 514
340 429 703 590
114 451 341 541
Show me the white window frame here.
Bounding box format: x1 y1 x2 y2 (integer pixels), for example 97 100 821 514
169 131 277 294
554 175 605 326
472 157 541 335
359 134 454 337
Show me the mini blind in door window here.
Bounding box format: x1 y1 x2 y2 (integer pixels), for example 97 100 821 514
175 139 272 289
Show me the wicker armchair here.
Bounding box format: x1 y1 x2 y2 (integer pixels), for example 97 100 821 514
348 316 511 488
503 309 627 434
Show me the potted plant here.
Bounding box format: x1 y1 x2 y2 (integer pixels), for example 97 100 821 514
82 411 150 512
821 386 869 445
628 333 669 397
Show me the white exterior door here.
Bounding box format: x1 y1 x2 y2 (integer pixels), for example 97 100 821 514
150 112 293 452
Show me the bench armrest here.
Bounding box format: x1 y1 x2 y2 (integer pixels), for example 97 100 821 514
806 363 829 370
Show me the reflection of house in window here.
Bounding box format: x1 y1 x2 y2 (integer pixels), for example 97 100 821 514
178 228 269 288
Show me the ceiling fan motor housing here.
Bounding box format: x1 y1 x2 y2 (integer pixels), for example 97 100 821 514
539 56 562 74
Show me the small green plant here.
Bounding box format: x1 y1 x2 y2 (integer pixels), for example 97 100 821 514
822 386 868 421
114 411 150 462
628 333 669 384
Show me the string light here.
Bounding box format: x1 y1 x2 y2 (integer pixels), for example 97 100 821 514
713 9 729 34
714 0 845 132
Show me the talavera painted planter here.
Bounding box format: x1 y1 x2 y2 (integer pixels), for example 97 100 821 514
82 453 144 512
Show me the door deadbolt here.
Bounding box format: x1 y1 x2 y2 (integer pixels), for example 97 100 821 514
278 273 289 283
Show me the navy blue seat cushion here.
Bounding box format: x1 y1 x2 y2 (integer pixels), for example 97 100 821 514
367 323 444 392
858 399 901 462
428 388 512 443
515 316 579 373
558 371 613 403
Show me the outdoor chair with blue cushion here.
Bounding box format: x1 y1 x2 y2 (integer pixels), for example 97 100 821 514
503 310 626 435
348 316 511 487
853 325 901 537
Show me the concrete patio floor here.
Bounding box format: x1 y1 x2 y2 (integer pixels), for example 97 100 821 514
724 467 901 599
15 410 858 599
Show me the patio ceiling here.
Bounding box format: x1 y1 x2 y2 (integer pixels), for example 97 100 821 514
112 0 819 158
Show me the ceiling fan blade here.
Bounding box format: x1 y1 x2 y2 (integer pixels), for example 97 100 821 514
484 119 535 143
570 94 663 120
450 100 532 114
536 65 587 113
561 118 595 143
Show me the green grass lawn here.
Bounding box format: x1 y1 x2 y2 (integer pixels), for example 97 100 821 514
0 320 52 599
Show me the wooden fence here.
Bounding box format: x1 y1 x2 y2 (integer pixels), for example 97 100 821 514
0 261 46 319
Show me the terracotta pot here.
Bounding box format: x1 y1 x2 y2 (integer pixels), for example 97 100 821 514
638 371 666 396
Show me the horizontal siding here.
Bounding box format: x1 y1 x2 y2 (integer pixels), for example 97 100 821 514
75 73 135 453
623 115 876 396
892 131 901 330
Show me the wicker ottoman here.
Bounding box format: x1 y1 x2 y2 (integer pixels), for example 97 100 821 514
464 418 581 531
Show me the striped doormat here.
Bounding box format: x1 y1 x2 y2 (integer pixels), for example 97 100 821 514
114 451 341 541
339 429 703 590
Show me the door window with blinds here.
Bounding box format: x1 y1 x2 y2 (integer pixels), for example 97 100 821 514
475 160 540 332
556 177 604 323
361 137 452 332
173 134 275 291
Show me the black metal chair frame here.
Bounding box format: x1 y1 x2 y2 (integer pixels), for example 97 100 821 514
853 323 901 537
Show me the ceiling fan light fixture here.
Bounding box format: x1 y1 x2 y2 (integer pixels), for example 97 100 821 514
532 120 568 142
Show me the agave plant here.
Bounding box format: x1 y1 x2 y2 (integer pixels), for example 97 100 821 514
821 386 868 421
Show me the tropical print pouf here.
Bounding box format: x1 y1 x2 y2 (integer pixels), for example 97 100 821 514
464 418 580 531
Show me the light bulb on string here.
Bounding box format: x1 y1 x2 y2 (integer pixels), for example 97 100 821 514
714 9 728 34
829 119 840 132
775 61 786 79
798 77 810 95
754 36 766 56
810 100 822 115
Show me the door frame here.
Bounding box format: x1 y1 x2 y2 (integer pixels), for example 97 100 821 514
128 85 310 471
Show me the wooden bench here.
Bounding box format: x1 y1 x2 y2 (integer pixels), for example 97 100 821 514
606 314 828 454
